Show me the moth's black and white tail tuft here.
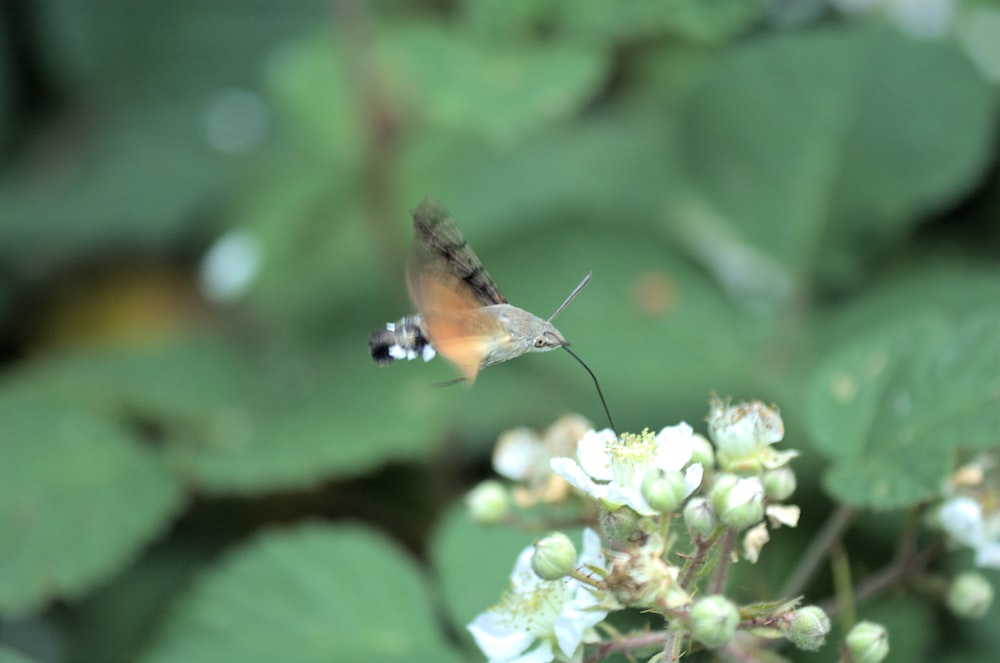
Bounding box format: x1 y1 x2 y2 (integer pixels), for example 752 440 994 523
368 315 436 366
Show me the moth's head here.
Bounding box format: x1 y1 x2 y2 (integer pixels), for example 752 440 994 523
529 321 568 353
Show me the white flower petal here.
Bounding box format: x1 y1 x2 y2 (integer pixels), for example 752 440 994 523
551 458 602 497
509 548 541 592
579 528 604 567
938 496 984 546
576 429 617 481
730 477 765 507
974 541 1000 569
743 522 769 563
683 463 704 496
604 483 651 515
653 423 694 471
468 611 535 661
511 640 556 663
766 504 801 528
494 428 543 480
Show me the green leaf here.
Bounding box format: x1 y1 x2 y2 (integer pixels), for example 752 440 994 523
0 389 181 617
165 340 458 494
462 0 762 44
379 22 609 142
677 23 997 284
806 310 1000 508
19 335 253 422
431 503 538 630
143 523 462 663
0 647 39 663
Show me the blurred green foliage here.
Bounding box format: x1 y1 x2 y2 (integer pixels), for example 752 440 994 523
0 1 998 662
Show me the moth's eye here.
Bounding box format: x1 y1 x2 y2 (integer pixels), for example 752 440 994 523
534 337 546 348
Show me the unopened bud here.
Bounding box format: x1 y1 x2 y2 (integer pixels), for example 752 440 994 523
785 605 830 652
845 621 888 663
690 595 739 648
689 433 715 471
531 531 578 580
465 480 509 524
683 497 717 538
762 466 796 501
642 468 688 514
599 504 640 541
947 571 994 619
711 475 764 531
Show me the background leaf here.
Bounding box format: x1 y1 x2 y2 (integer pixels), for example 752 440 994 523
0 388 180 617
142 523 462 663
677 23 997 285
806 310 1000 509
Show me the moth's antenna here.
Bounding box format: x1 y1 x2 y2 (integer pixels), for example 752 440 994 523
562 346 618 436
548 272 592 322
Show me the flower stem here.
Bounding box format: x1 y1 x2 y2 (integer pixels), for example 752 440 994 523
780 504 856 598
708 528 735 594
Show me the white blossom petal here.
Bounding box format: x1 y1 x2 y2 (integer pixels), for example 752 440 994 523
469 611 536 661
766 504 801 528
576 429 617 481
938 496 984 546
653 423 694 470
551 458 602 497
974 541 1000 569
494 428 543 481
683 464 704 496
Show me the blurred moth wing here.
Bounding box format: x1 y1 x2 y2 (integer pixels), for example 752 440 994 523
405 266 500 382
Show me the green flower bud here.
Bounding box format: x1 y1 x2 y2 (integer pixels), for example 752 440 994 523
947 571 994 620
689 433 716 471
465 480 509 524
784 605 830 652
690 595 739 648
711 475 764 531
762 466 796 501
683 497 718 538
531 531 578 580
845 621 889 663
641 468 687 514
599 504 640 541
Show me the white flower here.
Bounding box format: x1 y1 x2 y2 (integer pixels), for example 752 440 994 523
493 415 591 506
550 425 703 516
468 528 609 663
707 397 796 472
936 496 1000 569
708 398 784 456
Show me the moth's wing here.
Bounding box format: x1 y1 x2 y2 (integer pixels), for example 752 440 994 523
406 268 499 382
411 198 507 306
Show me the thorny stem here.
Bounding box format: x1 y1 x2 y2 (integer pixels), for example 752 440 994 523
663 629 685 662
709 528 736 595
678 528 723 589
569 567 607 591
780 504 857 598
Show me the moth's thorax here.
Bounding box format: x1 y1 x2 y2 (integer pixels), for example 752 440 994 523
480 304 568 367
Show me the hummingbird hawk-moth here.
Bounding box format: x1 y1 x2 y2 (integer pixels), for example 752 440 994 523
369 198 575 381
368 198 617 431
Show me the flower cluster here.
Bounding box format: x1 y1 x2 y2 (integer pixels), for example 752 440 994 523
466 397 824 662
933 455 1000 569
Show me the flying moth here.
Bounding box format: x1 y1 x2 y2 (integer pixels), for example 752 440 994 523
368 198 616 430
